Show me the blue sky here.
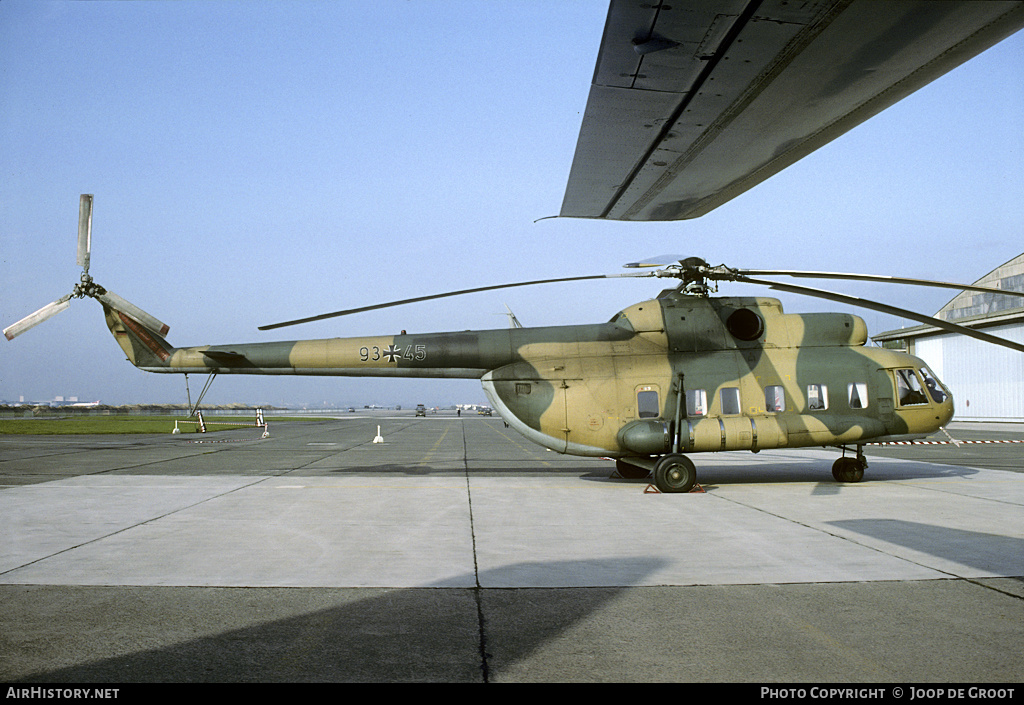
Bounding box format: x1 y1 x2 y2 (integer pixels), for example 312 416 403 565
2 1 1023 407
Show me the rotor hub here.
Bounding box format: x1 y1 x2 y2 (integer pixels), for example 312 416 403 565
72 272 106 301
650 257 718 296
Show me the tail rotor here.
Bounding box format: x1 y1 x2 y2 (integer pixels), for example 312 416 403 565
4 195 170 341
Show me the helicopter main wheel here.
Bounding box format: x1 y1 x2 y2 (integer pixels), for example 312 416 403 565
653 454 697 493
832 456 865 483
615 458 651 479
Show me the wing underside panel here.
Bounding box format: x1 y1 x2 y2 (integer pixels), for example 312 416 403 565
560 0 1024 221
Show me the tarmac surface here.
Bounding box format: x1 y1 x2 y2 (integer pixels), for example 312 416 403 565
1 413 1022 683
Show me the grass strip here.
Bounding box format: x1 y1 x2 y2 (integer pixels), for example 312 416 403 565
0 416 270 435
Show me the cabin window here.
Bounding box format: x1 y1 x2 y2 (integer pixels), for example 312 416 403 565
919 367 947 403
807 384 828 411
848 382 868 409
515 383 532 396
686 389 708 417
764 385 785 413
720 387 741 415
895 369 928 406
637 390 660 418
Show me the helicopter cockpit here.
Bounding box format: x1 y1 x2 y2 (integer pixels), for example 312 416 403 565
894 366 949 407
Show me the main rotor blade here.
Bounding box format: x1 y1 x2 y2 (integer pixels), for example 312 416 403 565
623 254 689 269
95 291 170 336
4 296 72 341
258 273 649 331
735 275 1024 354
77 194 93 272
731 268 1024 299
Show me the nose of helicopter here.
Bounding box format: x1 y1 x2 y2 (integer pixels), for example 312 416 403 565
938 394 955 428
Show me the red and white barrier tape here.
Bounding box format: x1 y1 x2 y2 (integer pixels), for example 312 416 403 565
870 439 1024 446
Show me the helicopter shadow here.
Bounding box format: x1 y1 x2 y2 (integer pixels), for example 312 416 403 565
327 463 445 476
578 450 981 494
827 519 1024 578
320 449 982 489
327 459 616 477
11 557 666 683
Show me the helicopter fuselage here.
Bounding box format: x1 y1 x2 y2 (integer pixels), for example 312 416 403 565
104 290 954 462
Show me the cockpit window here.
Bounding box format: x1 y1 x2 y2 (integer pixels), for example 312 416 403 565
895 369 928 406
919 367 947 404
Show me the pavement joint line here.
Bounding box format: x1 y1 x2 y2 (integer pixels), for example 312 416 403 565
0 473 280 579
706 491 969 582
2 419 1022 682
460 418 491 684
960 576 1024 601
419 424 453 464
884 476 1024 507
482 418 553 464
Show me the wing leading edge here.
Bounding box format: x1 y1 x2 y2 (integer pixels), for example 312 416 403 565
561 0 1024 221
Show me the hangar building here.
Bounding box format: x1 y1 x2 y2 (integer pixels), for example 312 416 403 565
872 253 1024 422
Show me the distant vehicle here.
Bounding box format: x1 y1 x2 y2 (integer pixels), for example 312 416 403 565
415 404 426 417
347 407 354 412
478 407 492 416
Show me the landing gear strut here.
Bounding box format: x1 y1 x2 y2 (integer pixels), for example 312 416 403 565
653 453 697 493
832 445 867 483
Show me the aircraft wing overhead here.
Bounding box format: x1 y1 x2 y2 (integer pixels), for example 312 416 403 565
561 0 1024 221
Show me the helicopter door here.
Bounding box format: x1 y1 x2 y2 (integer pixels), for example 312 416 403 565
716 386 757 450
680 385 756 451
552 378 571 453
677 352 750 451
481 367 570 454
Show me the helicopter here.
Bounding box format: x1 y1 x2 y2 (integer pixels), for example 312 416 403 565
6 2 1024 492
6 196 1023 492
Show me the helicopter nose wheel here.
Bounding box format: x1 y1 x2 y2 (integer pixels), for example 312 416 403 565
831 456 866 483
653 453 697 493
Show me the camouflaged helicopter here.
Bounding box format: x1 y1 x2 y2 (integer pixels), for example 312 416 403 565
7 1 1024 492
7 196 1024 493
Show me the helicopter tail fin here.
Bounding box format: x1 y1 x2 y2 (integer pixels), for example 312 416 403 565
102 303 177 370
